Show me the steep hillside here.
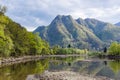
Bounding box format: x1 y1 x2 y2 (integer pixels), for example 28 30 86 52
76 18 120 42
0 13 50 57
34 15 103 49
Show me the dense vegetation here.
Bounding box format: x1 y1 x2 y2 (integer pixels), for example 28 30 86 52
54 48 88 55
77 18 120 42
0 11 88 58
50 45 88 55
1 5 120 58
108 42 120 55
0 13 50 57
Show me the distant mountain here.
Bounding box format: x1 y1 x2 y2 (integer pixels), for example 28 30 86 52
34 15 120 49
115 22 120 27
34 15 104 49
76 18 120 42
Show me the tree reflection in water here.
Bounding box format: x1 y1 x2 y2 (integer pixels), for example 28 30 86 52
1 56 120 80
0 59 49 80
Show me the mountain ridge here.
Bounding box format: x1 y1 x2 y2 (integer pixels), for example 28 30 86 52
34 15 120 49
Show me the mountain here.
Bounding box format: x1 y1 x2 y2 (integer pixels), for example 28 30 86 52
0 13 50 57
115 22 120 27
34 15 104 49
76 18 120 42
34 15 120 49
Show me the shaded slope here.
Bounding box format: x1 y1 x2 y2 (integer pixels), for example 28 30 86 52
76 18 120 42
34 15 103 49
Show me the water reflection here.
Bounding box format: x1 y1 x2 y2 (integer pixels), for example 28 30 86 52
108 61 120 80
0 59 49 80
108 61 120 74
0 56 120 80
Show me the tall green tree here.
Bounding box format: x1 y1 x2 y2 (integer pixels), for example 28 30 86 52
109 42 120 55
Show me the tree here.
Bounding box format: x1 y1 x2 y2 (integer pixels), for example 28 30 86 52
103 47 107 53
109 42 120 55
0 5 7 14
52 45 60 54
67 44 71 48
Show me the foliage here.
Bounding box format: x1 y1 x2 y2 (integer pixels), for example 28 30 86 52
88 52 103 57
108 42 120 55
55 48 88 55
0 13 50 57
0 18 14 57
51 45 60 54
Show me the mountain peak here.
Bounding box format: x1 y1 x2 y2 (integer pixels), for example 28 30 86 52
54 15 62 20
50 15 74 26
84 18 107 25
34 15 120 49
76 17 84 21
115 22 120 27
76 18 86 26
85 18 100 22
55 15 72 19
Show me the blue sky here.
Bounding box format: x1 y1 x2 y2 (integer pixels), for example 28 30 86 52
1 0 120 31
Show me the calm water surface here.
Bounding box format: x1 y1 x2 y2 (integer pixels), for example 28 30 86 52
0 56 120 80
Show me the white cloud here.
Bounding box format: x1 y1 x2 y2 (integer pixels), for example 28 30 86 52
1 0 120 31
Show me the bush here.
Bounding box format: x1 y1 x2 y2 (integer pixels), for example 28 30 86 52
55 48 88 55
109 42 120 55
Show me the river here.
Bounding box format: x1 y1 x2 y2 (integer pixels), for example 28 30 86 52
0 56 120 80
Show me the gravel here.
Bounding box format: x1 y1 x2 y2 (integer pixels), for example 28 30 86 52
26 71 113 80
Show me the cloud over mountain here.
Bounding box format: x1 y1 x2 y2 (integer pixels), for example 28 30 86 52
1 0 120 31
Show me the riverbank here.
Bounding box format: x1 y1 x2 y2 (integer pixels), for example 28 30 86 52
0 55 41 67
26 71 113 80
0 54 84 67
98 54 120 60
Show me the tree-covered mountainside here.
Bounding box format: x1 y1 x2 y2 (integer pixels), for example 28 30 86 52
34 15 104 50
34 15 120 50
76 18 120 42
0 13 50 57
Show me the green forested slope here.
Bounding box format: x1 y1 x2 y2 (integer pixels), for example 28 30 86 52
0 13 50 57
76 18 120 42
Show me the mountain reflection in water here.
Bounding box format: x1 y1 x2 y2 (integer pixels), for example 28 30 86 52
0 56 120 80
